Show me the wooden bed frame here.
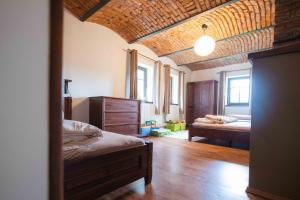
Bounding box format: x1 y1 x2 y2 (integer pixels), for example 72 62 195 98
64 140 153 200
189 125 250 150
63 97 153 200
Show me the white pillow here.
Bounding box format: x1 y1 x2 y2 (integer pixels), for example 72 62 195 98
205 115 238 124
194 118 216 124
63 120 103 138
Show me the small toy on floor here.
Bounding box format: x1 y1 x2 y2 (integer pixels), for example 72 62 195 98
145 120 157 128
141 120 161 137
150 128 172 137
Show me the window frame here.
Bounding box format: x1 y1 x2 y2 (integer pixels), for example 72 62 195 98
227 76 250 107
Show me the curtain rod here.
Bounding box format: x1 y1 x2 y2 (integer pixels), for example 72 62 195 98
123 49 156 62
216 68 252 74
123 49 186 74
163 65 186 74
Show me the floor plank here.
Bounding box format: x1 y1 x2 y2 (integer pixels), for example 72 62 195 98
97 137 264 200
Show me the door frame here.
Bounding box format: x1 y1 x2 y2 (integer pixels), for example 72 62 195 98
49 0 63 199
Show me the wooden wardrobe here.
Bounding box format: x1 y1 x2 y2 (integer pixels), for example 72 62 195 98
186 80 218 125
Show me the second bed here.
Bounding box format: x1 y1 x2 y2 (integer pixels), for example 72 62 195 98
189 119 251 149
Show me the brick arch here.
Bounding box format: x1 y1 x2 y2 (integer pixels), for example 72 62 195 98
167 27 274 66
64 0 276 70
140 0 274 57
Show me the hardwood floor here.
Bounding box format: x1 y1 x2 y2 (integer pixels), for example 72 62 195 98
97 137 264 200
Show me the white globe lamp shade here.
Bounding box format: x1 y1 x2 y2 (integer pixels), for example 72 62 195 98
194 35 216 56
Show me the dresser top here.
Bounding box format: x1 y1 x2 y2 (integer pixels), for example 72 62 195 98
89 96 141 102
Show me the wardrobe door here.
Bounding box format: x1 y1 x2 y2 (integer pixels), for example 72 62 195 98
186 80 218 124
193 82 203 118
200 81 215 116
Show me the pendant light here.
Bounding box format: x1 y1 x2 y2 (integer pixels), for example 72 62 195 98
194 24 216 56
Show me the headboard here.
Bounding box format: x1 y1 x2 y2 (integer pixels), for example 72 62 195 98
64 97 72 120
63 79 72 120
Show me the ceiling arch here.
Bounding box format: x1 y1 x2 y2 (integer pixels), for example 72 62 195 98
64 0 276 70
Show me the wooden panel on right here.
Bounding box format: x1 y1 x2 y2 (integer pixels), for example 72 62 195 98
248 45 300 200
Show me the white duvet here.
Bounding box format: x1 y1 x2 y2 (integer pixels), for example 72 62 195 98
192 120 251 132
63 120 103 144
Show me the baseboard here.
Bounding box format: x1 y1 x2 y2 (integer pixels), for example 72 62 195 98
246 187 291 200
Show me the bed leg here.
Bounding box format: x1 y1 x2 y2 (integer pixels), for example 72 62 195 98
144 140 153 185
145 175 151 185
188 126 192 141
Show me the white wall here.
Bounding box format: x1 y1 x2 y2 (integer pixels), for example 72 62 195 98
63 11 128 98
0 1 49 200
191 63 252 115
63 10 191 125
63 10 128 123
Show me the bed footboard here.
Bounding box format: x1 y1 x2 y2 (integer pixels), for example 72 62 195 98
145 140 153 185
64 140 153 200
189 125 250 149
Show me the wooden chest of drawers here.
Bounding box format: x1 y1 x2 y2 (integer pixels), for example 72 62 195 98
89 96 141 136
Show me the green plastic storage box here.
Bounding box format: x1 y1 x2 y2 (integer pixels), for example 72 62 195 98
165 123 181 132
180 123 186 130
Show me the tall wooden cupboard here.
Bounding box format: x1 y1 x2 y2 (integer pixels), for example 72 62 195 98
186 80 218 125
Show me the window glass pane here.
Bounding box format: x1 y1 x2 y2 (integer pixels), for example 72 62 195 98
239 79 249 87
230 87 239 103
137 67 146 100
240 88 249 103
137 65 154 102
228 76 250 105
170 74 179 104
138 79 144 100
138 69 144 80
231 80 240 87
170 77 173 103
146 67 153 102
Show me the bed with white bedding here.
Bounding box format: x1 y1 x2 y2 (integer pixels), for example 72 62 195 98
192 120 251 132
63 120 152 200
64 130 145 164
189 115 251 149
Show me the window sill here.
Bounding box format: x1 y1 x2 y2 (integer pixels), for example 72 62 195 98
226 104 249 107
141 100 154 104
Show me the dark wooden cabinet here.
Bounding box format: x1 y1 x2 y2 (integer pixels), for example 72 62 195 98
186 80 218 125
89 96 141 136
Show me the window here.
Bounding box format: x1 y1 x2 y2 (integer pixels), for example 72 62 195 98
170 74 179 105
137 64 153 102
227 76 250 106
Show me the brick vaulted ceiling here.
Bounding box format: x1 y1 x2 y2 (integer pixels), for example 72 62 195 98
64 0 277 70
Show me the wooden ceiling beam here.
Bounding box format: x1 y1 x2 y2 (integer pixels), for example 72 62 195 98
159 25 274 57
79 0 110 21
129 0 241 44
179 47 272 67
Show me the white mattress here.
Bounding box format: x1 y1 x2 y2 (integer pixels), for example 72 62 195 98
192 120 251 132
64 131 145 163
